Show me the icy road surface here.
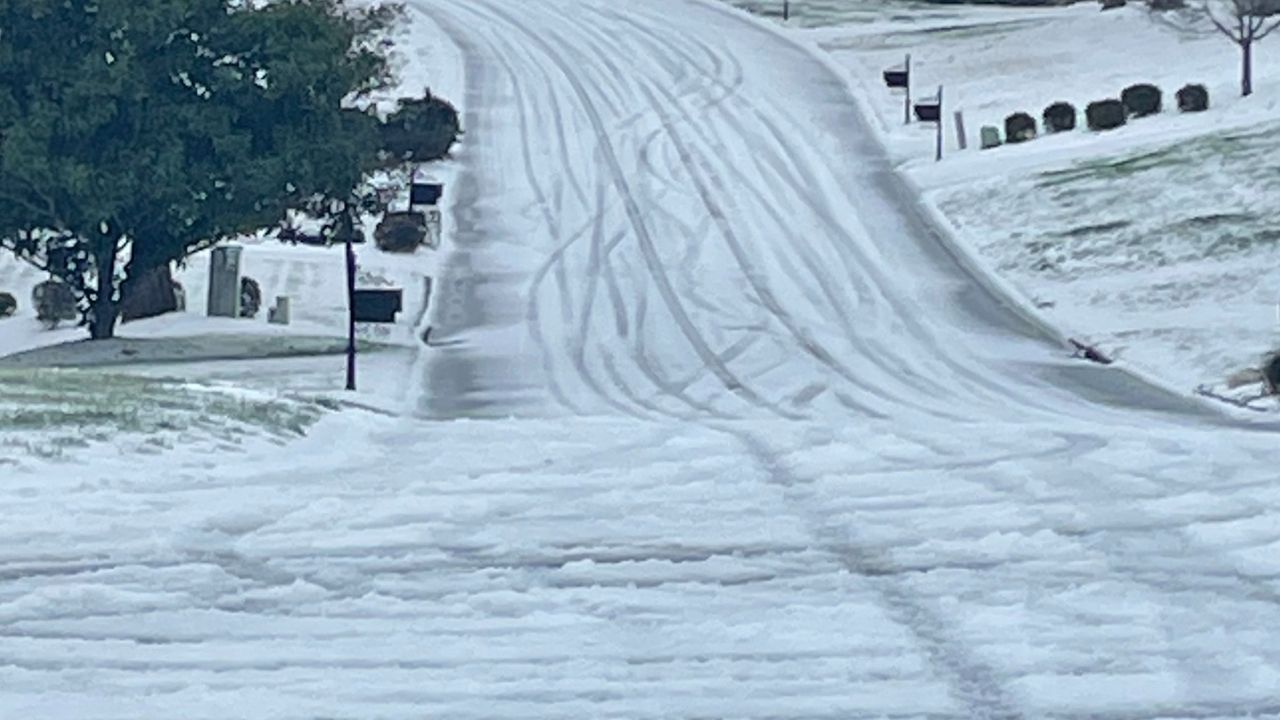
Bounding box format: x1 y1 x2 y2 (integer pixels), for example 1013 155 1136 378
7 0 1280 718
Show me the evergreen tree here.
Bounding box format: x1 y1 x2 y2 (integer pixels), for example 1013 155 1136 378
0 0 401 338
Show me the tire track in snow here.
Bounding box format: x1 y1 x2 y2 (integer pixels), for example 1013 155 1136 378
593 9 964 419
454 4 723 418
489 5 1028 712
728 425 1028 720
478 29 592 413
462 0 799 420
605 2 1069 421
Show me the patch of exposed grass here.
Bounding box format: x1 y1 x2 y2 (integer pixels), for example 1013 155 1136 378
0 369 332 462
1037 147 1188 188
728 0 961 28
1052 219 1133 238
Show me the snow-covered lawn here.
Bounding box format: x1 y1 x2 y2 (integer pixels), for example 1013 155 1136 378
750 0 1280 395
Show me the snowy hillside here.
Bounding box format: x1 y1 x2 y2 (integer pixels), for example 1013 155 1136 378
779 0 1280 393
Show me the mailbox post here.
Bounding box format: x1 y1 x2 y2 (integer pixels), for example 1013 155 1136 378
913 85 945 162
410 178 444 249
882 54 911 126
344 218 357 391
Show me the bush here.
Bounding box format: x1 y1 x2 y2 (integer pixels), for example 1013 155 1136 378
380 91 462 162
1004 112 1037 143
1121 83 1162 117
1264 352 1280 394
1086 99 1128 130
1042 101 1077 133
240 277 261 319
32 280 78 328
1177 83 1209 112
1148 0 1184 9
0 292 15 318
1101 0 1126 9
375 212 428 253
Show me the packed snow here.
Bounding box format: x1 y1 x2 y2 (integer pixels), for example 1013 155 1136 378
4 0 1280 718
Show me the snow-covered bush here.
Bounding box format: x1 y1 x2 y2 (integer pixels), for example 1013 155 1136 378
375 212 428 253
240 277 262 319
1042 101 1077 133
32 280 78 329
0 292 15 318
1177 83 1209 112
380 92 462 162
1122 83 1163 117
1004 112 1037 143
1086 99 1128 130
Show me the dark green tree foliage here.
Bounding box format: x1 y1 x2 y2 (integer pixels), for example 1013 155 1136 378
380 91 461 162
1121 83 1163 116
1086 99 1128 130
0 0 401 338
1004 112 1037 143
1177 83 1210 111
1042 101 1077 132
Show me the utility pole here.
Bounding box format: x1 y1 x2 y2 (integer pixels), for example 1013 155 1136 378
783 0 789 21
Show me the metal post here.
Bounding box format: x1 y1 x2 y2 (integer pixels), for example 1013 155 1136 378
344 219 357 392
904 54 912 125
954 109 967 150
935 84 944 162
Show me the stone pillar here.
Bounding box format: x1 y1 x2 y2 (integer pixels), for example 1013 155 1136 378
207 246 242 318
268 296 291 325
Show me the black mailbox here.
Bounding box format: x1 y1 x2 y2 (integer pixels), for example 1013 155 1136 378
352 288 403 323
883 68 909 89
410 182 443 207
914 101 940 123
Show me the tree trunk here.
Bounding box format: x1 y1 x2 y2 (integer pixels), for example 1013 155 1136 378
119 263 178 323
1243 40 1254 97
88 242 120 340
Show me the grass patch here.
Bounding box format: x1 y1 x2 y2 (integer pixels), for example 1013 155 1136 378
1052 219 1133 238
1037 147 1188 188
1037 123 1280 190
0 369 332 462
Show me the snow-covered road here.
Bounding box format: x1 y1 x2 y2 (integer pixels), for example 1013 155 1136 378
8 1 1280 717
414 0 1217 426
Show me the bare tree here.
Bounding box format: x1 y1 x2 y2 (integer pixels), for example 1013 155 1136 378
1153 0 1280 96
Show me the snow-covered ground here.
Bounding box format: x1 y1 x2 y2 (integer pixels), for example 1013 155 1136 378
9 1 1280 718
776 0 1280 394
8 406 1280 719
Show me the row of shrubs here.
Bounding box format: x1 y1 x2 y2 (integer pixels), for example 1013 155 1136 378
998 83 1208 145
